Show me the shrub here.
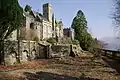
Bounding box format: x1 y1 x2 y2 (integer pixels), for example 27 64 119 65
72 39 79 45
60 37 72 44
87 47 94 53
33 36 39 42
47 38 56 44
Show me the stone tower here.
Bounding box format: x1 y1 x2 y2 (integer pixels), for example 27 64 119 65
43 3 52 22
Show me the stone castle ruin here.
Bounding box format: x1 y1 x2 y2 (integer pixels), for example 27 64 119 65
0 40 71 65
9 3 63 41
0 3 77 65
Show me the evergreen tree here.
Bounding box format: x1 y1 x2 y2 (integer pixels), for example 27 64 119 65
24 5 31 12
71 10 95 51
0 0 23 63
0 0 23 40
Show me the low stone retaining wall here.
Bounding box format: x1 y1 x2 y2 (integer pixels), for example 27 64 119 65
0 39 83 65
1 40 39 65
49 44 71 58
0 40 72 65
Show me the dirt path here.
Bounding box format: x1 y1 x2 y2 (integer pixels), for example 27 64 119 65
0 53 120 80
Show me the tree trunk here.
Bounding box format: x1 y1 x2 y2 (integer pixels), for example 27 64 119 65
17 28 21 63
1 25 10 40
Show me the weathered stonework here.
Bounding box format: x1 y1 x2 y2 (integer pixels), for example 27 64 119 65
63 28 74 40
3 40 18 65
49 44 70 58
9 3 64 41
2 40 39 65
18 3 63 41
70 45 83 57
0 3 80 66
1 40 72 65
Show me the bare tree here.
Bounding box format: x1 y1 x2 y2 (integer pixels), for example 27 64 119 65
113 0 120 27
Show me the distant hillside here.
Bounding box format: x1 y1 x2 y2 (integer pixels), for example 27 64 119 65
99 37 120 51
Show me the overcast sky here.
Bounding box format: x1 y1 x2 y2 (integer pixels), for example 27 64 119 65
19 0 115 39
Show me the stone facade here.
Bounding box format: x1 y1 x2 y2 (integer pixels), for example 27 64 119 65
2 40 39 65
49 44 71 58
0 39 82 65
55 20 63 38
11 3 63 41
1 40 72 65
63 28 74 40
0 3 79 65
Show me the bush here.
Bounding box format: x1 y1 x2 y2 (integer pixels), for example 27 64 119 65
87 47 94 53
33 36 39 42
47 38 56 44
72 39 79 45
60 37 72 44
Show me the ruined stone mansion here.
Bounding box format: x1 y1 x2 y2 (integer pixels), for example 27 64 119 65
0 3 77 65
9 3 63 41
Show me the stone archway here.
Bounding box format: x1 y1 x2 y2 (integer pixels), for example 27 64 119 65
21 50 29 62
31 49 36 60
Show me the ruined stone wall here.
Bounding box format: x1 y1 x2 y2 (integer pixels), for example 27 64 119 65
49 44 71 58
19 40 39 62
1 40 73 65
3 40 18 65
71 45 83 57
3 40 39 65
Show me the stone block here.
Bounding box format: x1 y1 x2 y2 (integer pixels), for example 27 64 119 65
50 44 70 58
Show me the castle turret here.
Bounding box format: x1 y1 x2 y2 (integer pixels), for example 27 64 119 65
43 3 52 22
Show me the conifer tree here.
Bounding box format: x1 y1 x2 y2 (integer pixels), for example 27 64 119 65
0 0 23 40
71 10 95 51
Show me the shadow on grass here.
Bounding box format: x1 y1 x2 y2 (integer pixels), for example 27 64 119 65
23 71 100 80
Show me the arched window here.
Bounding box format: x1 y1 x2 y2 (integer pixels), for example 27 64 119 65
31 49 37 59
30 23 34 29
22 50 29 61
